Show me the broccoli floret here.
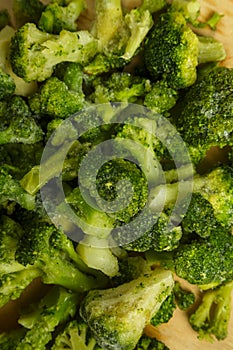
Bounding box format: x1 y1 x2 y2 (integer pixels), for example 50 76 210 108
136 334 169 350
39 0 86 34
89 72 150 104
170 67 233 165
0 167 35 210
169 0 200 24
0 95 43 145
10 23 98 82
144 10 226 89
173 281 195 310
80 268 174 350
0 67 15 99
51 319 103 350
0 9 11 31
53 61 84 93
15 220 107 292
29 76 85 119
0 328 27 350
17 286 80 350
181 192 219 239
150 293 176 327
12 0 45 27
189 281 233 341
173 225 233 287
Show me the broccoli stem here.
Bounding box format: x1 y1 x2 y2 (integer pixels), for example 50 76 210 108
197 36 226 64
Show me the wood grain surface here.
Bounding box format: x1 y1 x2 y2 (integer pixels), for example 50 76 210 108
0 0 232 349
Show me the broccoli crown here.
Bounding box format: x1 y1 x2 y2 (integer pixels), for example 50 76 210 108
10 23 98 82
80 268 174 350
136 335 169 350
89 72 149 104
29 76 85 119
144 10 199 89
13 0 45 27
0 167 35 210
189 281 233 341
51 319 102 350
39 0 85 34
171 67 233 164
173 225 233 286
17 286 81 350
93 158 148 224
0 68 16 99
173 281 195 310
150 293 176 327
193 165 233 226
0 95 43 145
181 192 218 238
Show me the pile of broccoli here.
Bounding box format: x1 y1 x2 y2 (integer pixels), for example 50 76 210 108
0 0 232 349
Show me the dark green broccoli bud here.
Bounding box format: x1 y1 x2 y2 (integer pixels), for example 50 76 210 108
17 286 81 350
10 23 98 82
89 72 150 104
51 319 103 350
173 281 195 310
144 10 226 89
80 268 174 350
181 192 219 238
39 0 86 34
136 334 169 350
171 67 233 165
13 0 45 27
0 328 27 350
0 95 43 145
29 76 85 119
53 61 84 93
0 9 11 30
144 80 179 115
15 221 107 292
0 167 35 210
115 210 182 253
173 225 233 287
189 281 233 341
150 293 176 327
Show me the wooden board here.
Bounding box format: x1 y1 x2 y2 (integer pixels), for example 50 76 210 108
0 0 232 349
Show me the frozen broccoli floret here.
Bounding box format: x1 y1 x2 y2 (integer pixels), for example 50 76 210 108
13 0 45 27
173 281 195 310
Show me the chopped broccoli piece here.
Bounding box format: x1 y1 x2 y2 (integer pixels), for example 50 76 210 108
171 67 233 165
29 76 85 119
10 23 98 82
189 281 233 341
39 0 86 34
0 328 27 350
0 67 16 100
12 0 45 27
80 268 174 350
17 286 81 350
173 281 195 310
136 334 169 350
51 319 103 350
150 293 176 327
53 61 84 93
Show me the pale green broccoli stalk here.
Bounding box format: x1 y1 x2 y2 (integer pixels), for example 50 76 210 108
51 319 103 350
80 268 174 350
17 286 81 350
189 281 233 341
10 23 98 82
13 0 45 27
77 235 119 277
39 0 86 34
0 68 15 100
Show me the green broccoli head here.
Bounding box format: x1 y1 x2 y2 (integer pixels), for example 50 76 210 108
0 68 15 99
0 328 27 350
173 281 195 311
171 67 233 165
144 10 199 89
13 0 45 27
39 0 86 34
150 293 176 327
10 23 98 82
80 267 174 350
136 334 169 350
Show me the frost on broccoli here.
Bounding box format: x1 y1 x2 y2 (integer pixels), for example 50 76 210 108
80 268 174 350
